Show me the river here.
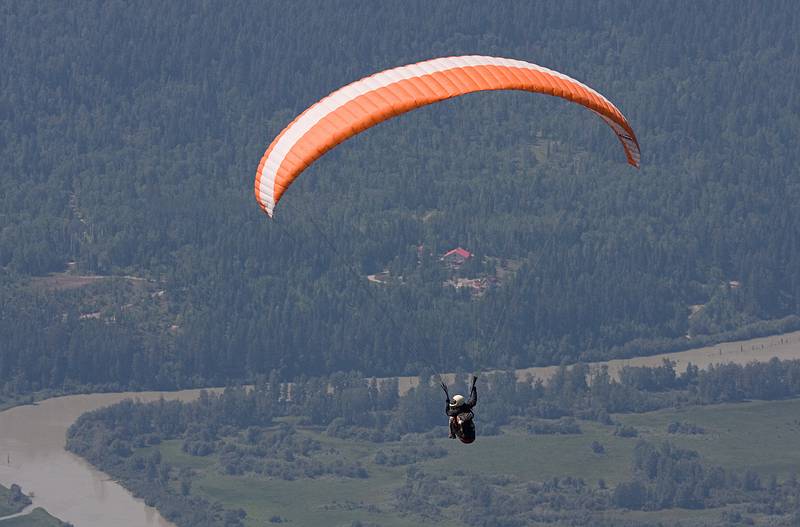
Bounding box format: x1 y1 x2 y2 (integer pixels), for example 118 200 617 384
2 330 800 526
0 389 212 527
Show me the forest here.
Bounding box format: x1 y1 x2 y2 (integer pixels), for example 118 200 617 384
2 1 800 397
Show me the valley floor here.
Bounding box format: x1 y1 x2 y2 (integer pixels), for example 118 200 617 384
144 397 800 526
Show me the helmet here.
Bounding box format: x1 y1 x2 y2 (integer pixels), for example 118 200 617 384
450 394 465 406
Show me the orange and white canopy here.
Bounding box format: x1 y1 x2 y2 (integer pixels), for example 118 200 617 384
255 55 640 217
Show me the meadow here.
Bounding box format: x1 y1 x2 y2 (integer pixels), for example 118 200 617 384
149 398 800 526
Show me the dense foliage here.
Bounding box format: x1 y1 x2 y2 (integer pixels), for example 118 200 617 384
396 448 800 526
3 1 800 393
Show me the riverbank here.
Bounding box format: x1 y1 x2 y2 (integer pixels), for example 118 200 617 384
4 320 800 414
0 483 65 527
0 507 66 526
394 329 800 393
0 484 30 518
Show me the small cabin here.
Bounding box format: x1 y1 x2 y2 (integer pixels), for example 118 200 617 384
441 247 472 268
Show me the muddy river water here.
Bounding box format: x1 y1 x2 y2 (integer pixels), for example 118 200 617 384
0 389 211 526
2 330 800 526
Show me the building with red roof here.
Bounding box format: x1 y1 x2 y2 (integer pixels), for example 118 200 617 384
441 247 472 268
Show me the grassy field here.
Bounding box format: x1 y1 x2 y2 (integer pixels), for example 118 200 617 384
151 397 800 527
0 508 63 527
617 398 800 479
157 436 458 527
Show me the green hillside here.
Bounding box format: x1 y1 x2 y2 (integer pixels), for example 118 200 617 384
2 1 800 393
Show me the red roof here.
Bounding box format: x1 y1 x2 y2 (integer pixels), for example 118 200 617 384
443 247 472 259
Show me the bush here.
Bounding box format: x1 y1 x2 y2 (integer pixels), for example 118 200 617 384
614 425 639 438
613 481 647 509
667 421 705 435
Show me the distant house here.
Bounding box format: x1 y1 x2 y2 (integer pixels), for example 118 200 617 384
367 270 392 285
441 247 472 268
443 277 491 297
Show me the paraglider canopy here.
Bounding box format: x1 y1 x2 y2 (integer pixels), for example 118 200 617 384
255 55 640 217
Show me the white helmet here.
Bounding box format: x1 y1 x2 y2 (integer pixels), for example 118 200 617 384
450 394 465 406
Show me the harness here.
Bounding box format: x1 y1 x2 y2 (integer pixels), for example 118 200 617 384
452 409 476 443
